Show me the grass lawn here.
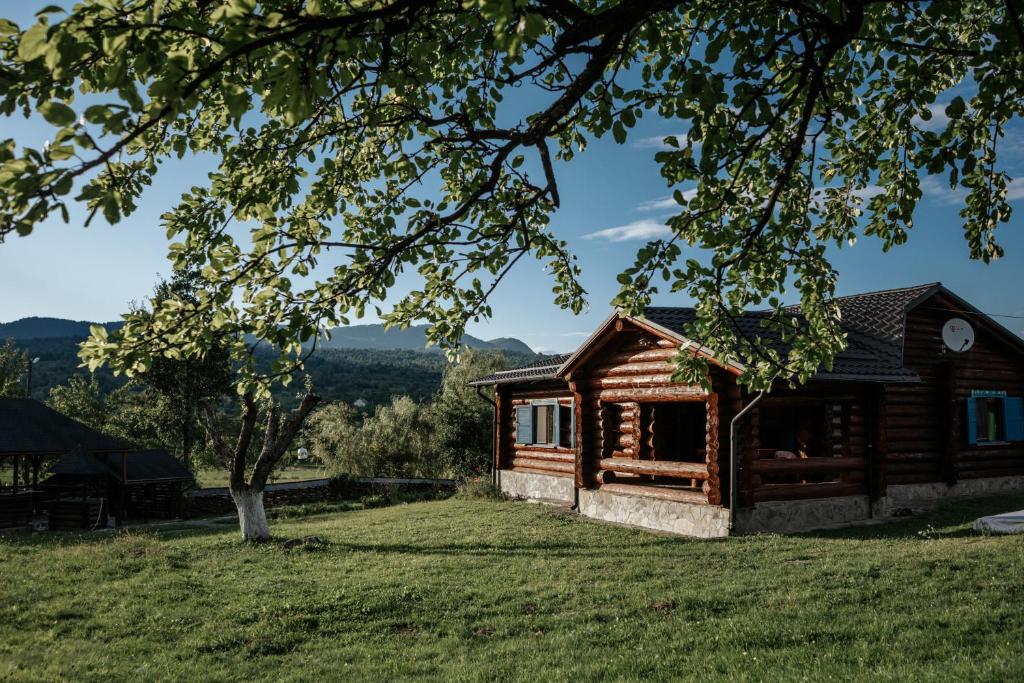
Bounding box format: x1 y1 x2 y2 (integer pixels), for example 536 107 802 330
194 464 330 489
2 494 1023 681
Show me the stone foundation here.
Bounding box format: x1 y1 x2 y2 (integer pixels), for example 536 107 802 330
875 475 1024 516
499 470 1024 537
734 495 872 534
497 469 575 505
577 487 729 538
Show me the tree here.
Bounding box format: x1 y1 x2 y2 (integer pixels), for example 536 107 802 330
2 2 1021 391
308 395 436 478
0 338 28 398
47 375 180 449
204 389 320 540
431 349 508 477
46 375 106 429
136 269 233 470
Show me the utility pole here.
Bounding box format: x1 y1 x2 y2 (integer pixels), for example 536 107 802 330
25 356 39 397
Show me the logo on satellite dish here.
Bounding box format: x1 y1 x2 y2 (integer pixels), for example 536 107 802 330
942 317 975 353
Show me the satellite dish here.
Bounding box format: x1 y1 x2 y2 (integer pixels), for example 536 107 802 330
942 318 974 353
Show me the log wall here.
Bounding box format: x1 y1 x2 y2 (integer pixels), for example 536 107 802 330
503 382 575 478
886 294 1024 484
737 386 873 505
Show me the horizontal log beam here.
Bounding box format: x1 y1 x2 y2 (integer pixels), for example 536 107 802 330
600 457 709 480
753 481 866 502
598 387 707 403
751 456 867 475
512 449 575 463
599 481 708 505
509 465 574 479
510 458 575 474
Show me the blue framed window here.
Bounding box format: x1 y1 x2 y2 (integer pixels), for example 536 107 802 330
966 392 1024 445
515 400 575 448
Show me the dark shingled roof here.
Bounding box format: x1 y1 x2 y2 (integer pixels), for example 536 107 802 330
0 399 128 455
49 444 113 476
120 450 194 483
644 284 935 383
468 353 571 386
48 448 193 483
471 284 950 386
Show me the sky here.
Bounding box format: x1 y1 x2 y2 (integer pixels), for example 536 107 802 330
2 5 1023 354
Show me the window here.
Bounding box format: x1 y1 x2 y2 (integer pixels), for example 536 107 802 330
534 404 555 445
975 398 1005 443
515 400 574 448
967 394 1023 445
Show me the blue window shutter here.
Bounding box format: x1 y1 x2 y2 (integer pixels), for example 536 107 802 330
569 403 576 449
551 404 560 447
516 405 533 444
966 399 978 446
1005 397 1024 442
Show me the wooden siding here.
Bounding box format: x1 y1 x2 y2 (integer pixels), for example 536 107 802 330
885 294 1024 484
501 382 574 478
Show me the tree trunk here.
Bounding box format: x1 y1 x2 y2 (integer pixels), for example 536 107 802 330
231 486 270 542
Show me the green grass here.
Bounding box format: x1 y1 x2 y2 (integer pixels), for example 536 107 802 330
2 494 1023 681
194 464 330 489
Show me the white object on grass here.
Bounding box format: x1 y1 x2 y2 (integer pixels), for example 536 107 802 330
973 510 1024 534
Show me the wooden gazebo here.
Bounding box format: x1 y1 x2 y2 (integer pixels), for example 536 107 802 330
0 398 127 528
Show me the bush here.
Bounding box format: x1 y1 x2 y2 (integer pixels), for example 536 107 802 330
455 476 505 501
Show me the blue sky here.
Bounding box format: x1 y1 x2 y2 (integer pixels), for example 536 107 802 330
2 5 1023 354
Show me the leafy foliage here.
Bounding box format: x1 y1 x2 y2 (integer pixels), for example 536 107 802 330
307 349 508 478
2 1 1021 392
429 348 506 477
308 396 436 478
0 337 28 397
134 269 234 467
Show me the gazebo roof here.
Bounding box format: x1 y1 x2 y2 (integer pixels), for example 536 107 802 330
48 444 114 476
0 398 127 455
48 447 194 484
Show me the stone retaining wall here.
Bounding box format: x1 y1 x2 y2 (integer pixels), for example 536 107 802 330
734 495 872 534
875 476 1024 516
497 469 575 504
577 487 730 538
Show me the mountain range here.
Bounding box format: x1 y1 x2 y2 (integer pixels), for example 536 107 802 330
0 317 533 354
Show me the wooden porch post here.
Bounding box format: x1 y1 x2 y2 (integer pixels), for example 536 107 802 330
494 385 508 472
703 392 721 505
568 376 592 489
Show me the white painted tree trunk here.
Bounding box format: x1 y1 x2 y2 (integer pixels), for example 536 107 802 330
231 486 270 541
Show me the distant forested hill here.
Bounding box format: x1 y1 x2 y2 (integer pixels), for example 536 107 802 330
5 327 539 406
0 317 532 354
317 323 533 354
0 317 123 340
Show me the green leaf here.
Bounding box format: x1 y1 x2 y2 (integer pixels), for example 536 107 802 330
17 23 48 62
612 121 627 144
945 96 966 120
39 101 76 126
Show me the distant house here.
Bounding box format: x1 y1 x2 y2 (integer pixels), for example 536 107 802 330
0 399 193 530
471 283 1024 536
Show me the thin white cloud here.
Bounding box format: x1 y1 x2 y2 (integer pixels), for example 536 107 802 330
919 176 966 205
1006 177 1024 202
559 331 590 337
851 185 884 199
632 132 696 150
912 103 951 131
636 188 698 212
582 218 672 242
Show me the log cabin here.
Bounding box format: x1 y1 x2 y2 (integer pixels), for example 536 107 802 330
470 283 1024 536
